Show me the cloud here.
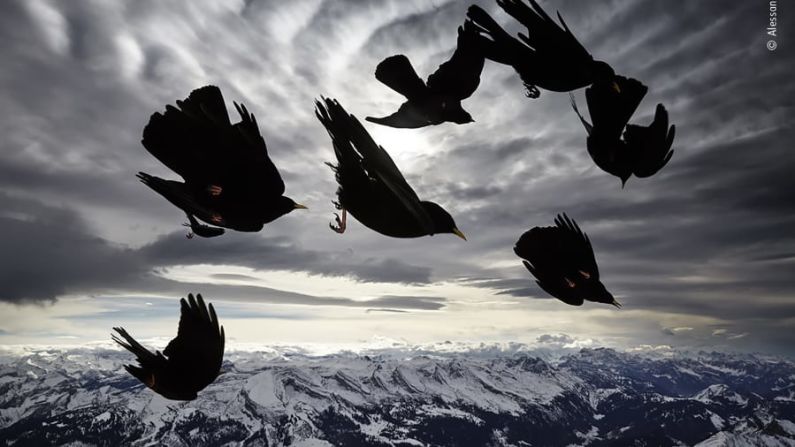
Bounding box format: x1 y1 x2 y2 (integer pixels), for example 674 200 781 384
0 0 793 354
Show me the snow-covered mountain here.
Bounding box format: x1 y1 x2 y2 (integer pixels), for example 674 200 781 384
1 346 794 446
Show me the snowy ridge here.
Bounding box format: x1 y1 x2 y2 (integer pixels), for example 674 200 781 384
0 347 794 446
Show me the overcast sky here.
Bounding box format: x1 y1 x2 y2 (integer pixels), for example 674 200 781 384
1 0 793 356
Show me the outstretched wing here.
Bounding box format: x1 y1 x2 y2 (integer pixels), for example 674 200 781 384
374 55 428 101
227 101 286 198
141 86 230 184
498 0 591 61
316 97 435 233
554 213 599 279
625 104 676 178
426 23 486 100
163 294 225 387
514 228 585 306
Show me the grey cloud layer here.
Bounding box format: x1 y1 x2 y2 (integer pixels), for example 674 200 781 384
0 0 793 352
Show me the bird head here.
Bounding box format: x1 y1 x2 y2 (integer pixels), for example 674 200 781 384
422 201 466 241
589 281 620 308
445 103 475 124
277 196 308 215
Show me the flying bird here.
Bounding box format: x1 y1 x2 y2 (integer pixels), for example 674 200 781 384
366 21 485 128
514 214 619 308
316 97 466 240
139 85 306 234
466 2 618 98
570 76 675 186
112 293 225 401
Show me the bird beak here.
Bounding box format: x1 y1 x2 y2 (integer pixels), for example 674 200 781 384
294 203 308 210
611 81 621 94
452 228 467 241
611 299 622 309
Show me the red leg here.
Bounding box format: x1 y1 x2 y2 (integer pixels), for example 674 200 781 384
329 208 347 234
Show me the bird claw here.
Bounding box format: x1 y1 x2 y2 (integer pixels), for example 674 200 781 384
186 232 194 239
211 214 223 224
523 83 540 99
329 209 347 234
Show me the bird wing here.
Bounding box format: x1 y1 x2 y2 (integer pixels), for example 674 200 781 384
316 98 435 233
515 233 585 306
163 294 225 385
227 101 286 197
374 55 428 101
554 213 600 279
466 5 529 66
365 101 432 129
426 23 486 100
625 104 676 178
141 86 231 184
498 0 590 61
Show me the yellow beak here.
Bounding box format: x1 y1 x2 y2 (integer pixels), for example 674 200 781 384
294 203 308 210
611 81 621 94
452 228 467 241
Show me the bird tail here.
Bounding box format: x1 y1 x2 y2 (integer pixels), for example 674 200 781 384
373 55 428 101
112 327 162 385
136 172 200 215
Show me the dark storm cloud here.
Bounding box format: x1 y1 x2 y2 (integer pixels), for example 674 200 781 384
0 193 145 304
139 232 432 285
0 193 433 305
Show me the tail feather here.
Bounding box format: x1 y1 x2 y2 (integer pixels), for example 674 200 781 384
374 55 428 101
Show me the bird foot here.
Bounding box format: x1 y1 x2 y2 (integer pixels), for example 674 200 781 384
207 185 223 197
329 209 347 234
186 232 194 239
523 83 540 99
211 213 223 224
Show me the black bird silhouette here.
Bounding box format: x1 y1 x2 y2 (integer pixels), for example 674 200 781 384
183 213 224 239
466 2 618 98
365 21 485 128
316 97 466 240
112 293 225 401
514 214 619 308
139 85 306 233
570 76 675 186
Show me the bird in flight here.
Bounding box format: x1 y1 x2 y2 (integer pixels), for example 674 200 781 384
366 21 485 128
112 293 225 401
316 97 466 240
570 76 676 186
139 85 306 234
466 1 619 99
514 214 619 308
